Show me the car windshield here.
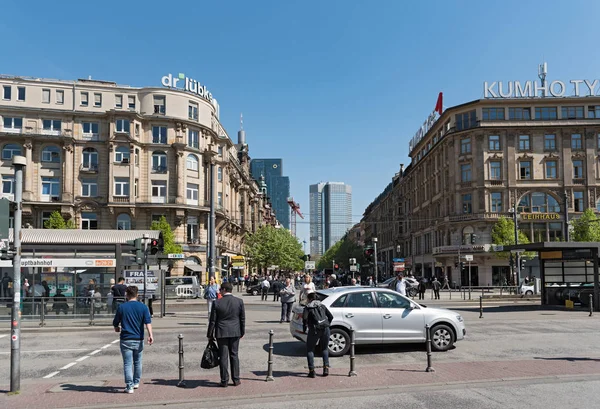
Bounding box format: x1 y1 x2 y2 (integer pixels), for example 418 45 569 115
315 292 328 301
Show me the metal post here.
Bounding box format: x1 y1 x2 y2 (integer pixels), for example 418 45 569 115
160 269 166 318
564 191 570 242
266 329 274 381
468 261 472 300
348 328 357 377
479 296 483 319
143 234 149 303
589 294 593 317
425 324 435 372
373 238 378 286
89 300 95 326
209 160 216 279
10 155 26 393
512 204 521 286
39 297 46 327
177 334 186 388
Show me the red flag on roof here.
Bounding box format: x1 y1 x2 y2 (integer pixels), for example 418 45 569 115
435 92 443 116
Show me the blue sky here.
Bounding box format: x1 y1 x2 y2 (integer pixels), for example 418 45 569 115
2 0 600 247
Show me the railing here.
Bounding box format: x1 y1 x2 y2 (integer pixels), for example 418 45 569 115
112 196 130 203
573 178 585 185
152 166 168 174
80 164 99 173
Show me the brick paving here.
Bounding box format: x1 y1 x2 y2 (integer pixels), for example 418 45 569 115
2 358 600 409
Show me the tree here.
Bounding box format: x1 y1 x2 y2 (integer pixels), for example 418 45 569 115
491 216 531 259
44 211 76 229
244 226 304 273
317 234 366 270
572 208 600 242
317 240 342 270
150 216 182 254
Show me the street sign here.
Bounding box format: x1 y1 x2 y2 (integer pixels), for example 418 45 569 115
304 261 316 270
167 253 185 259
349 265 358 272
123 270 159 296
464 255 473 261
231 255 245 267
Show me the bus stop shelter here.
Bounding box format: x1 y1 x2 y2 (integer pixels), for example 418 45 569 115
503 242 600 312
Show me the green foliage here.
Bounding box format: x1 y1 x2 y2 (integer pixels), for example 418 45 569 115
244 226 304 272
44 211 75 229
317 234 366 270
491 216 531 259
572 208 600 242
150 216 182 254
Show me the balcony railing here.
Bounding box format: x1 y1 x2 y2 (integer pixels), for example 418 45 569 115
80 164 99 173
487 179 504 186
573 178 585 185
152 166 168 174
112 196 130 203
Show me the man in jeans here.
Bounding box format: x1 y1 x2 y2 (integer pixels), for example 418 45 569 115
113 286 154 393
302 291 333 378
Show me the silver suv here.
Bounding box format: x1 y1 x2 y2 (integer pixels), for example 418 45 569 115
290 287 466 357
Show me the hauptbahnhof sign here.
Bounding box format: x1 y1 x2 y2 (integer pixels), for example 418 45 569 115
484 79 600 98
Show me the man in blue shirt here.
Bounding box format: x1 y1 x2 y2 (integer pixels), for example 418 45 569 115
113 285 154 393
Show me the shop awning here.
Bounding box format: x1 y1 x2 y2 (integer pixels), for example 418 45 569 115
184 265 203 273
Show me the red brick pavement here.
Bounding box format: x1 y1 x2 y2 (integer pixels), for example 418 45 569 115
2 358 600 409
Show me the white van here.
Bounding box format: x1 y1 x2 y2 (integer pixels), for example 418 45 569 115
165 276 202 299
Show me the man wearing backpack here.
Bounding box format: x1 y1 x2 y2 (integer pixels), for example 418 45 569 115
302 291 334 378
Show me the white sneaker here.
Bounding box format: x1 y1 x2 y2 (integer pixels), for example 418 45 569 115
124 388 134 394
133 384 139 389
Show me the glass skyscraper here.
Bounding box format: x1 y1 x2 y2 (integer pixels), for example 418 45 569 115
309 182 352 257
250 159 290 229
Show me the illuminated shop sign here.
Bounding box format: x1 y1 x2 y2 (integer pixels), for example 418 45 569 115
161 72 214 102
520 213 561 221
484 79 600 98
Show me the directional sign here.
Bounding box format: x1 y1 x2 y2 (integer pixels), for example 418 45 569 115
349 265 358 272
167 254 185 259
304 261 316 270
464 255 473 261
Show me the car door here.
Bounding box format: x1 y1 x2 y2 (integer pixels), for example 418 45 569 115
375 291 426 342
342 291 382 343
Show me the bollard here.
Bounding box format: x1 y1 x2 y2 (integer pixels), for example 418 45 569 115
482 288 484 298
348 328 357 377
266 329 274 381
177 334 186 388
39 298 46 327
88 301 95 326
425 325 435 372
479 296 483 319
589 294 593 317
449 287 451 300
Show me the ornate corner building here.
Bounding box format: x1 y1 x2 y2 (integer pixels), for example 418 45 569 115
0 74 277 276
363 95 600 286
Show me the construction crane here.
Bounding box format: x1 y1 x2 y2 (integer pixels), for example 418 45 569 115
287 197 304 237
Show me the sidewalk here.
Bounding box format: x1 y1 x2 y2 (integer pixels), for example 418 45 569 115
3 357 600 409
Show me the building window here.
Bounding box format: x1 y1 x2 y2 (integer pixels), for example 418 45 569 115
482 107 505 120
41 145 61 163
460 138 471 154
489 135 500 151
508 107 531 120
186 183 199 205
518 192 560 213
42 88 50 104
94 93 102 107
544 134 556 151
114 146 130 163
217 146 223 157
153 95 166 114
2 85 10 100
135 123 140 137
189 102 199 120
188 129 199 149
217 192 223 207
41 177 60 198
573 160 584 179
81 178 98 197
2 143 22 160
134 179 138 197
42 119 62 135
82 122 99 138
574 191 584 212
460 163 472 182
115 94 123 109
80 91 89 106
489 161 502 180
455 110 477 131
187 216 199 243
571 134 583 150
535 107 557 120
549 222 563 241
151 181 167 200
3 117 23 133
546 160 557 179
186 154 199 171
117 214 131 230
588 105 600 118
491 192 502 212
217 166 223 181
519 161 532 179
518 135 530 150
116 119 130 133
562 106 584 119
81 213 97 230
2 175 15 195
17 87 25 101
152 126 167 144
151 151 167 173
41 211 54 228
56 90 64 104
462 194 472 214
82 148 98 169
114 177 130 197
128 95 136 110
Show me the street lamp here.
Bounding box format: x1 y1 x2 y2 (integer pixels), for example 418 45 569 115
373 238 378 285
509 205 521 287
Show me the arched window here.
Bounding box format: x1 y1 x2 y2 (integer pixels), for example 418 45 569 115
186 154 198 171
462 226 475 245
116 213 131 230
82 148 98 170
41 145 61 163
2 143 22 160
152 151 167 173
518 192 560 213
115 146 130 163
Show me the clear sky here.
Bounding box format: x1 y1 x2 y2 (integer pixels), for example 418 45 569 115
3 0 600 247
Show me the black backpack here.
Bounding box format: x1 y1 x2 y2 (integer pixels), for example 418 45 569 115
310 304 330 330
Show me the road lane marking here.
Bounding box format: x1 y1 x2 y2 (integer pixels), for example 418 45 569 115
60 362 77 370
101 344 112 349
43 371 60 379
0 348 88 355
111 339 120 344
0 334 8 339
89 349 102 356
75 355 90 362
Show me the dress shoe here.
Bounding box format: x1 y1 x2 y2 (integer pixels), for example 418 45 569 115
308 370 316 378
233 380 241 386
219 381 228 387
323 366 329 377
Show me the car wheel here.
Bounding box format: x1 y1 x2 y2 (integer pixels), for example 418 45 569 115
252 289 258 296
328 328 351 357
525 290 533 295
430 324 454 352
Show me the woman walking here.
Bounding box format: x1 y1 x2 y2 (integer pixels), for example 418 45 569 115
279 278 296 323
204 277 220 314
299 274 316 306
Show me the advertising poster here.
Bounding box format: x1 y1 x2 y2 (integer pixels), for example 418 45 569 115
123 270 159 296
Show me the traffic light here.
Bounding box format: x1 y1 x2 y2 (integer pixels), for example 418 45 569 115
364 247 374 261
126 238 144 265
470 234 477 244
334 264 339 271
150 235 164 255
520 258 526 271
459 262 464 271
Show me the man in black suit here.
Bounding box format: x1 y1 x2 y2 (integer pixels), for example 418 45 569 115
207 282 245 387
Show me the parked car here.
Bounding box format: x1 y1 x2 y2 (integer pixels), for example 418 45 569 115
378 277 418 297
246 281 277 296
290 287 466 357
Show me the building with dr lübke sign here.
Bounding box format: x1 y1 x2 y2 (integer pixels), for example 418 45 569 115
363 72 600 287
0 73 277 278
